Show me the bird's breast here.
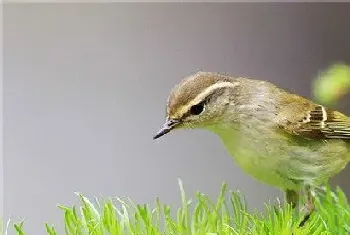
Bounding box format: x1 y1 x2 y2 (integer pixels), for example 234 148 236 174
208 124 300 190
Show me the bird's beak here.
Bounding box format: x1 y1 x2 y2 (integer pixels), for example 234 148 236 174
153 119 179 139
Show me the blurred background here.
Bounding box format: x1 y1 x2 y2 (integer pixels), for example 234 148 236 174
3 3 350 234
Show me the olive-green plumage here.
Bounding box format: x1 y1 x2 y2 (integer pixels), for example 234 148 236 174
154 71 350 226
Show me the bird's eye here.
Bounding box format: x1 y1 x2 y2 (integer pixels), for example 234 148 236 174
190 103 204 115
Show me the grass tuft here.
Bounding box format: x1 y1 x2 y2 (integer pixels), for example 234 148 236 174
7 180 350 235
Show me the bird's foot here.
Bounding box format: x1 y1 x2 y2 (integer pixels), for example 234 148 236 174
298 187 315 227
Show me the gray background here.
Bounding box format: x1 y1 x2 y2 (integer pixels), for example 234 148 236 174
3 3 350 234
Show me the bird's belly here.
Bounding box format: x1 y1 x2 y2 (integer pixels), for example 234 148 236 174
214 128 350 191
215 130 300 190
227 142 297 190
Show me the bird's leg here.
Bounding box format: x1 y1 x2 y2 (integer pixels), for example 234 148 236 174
285 189 299 209
298 185 315 227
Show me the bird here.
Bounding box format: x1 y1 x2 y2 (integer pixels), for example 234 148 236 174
153 71 350 226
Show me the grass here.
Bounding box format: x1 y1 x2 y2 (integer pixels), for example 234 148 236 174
4 179 350 235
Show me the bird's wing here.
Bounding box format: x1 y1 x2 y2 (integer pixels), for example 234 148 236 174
274 90 350 140
279 103 350 140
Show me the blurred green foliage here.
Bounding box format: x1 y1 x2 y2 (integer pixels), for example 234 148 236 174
313 63 350 106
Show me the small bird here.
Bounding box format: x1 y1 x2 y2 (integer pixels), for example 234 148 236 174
153 71 350 226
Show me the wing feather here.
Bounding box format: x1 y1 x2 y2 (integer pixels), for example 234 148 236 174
282 105 350 140
274 91 350 140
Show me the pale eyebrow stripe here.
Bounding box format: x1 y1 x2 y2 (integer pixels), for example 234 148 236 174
176 81 239 117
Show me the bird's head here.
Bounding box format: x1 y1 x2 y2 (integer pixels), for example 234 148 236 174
153 72 241 139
